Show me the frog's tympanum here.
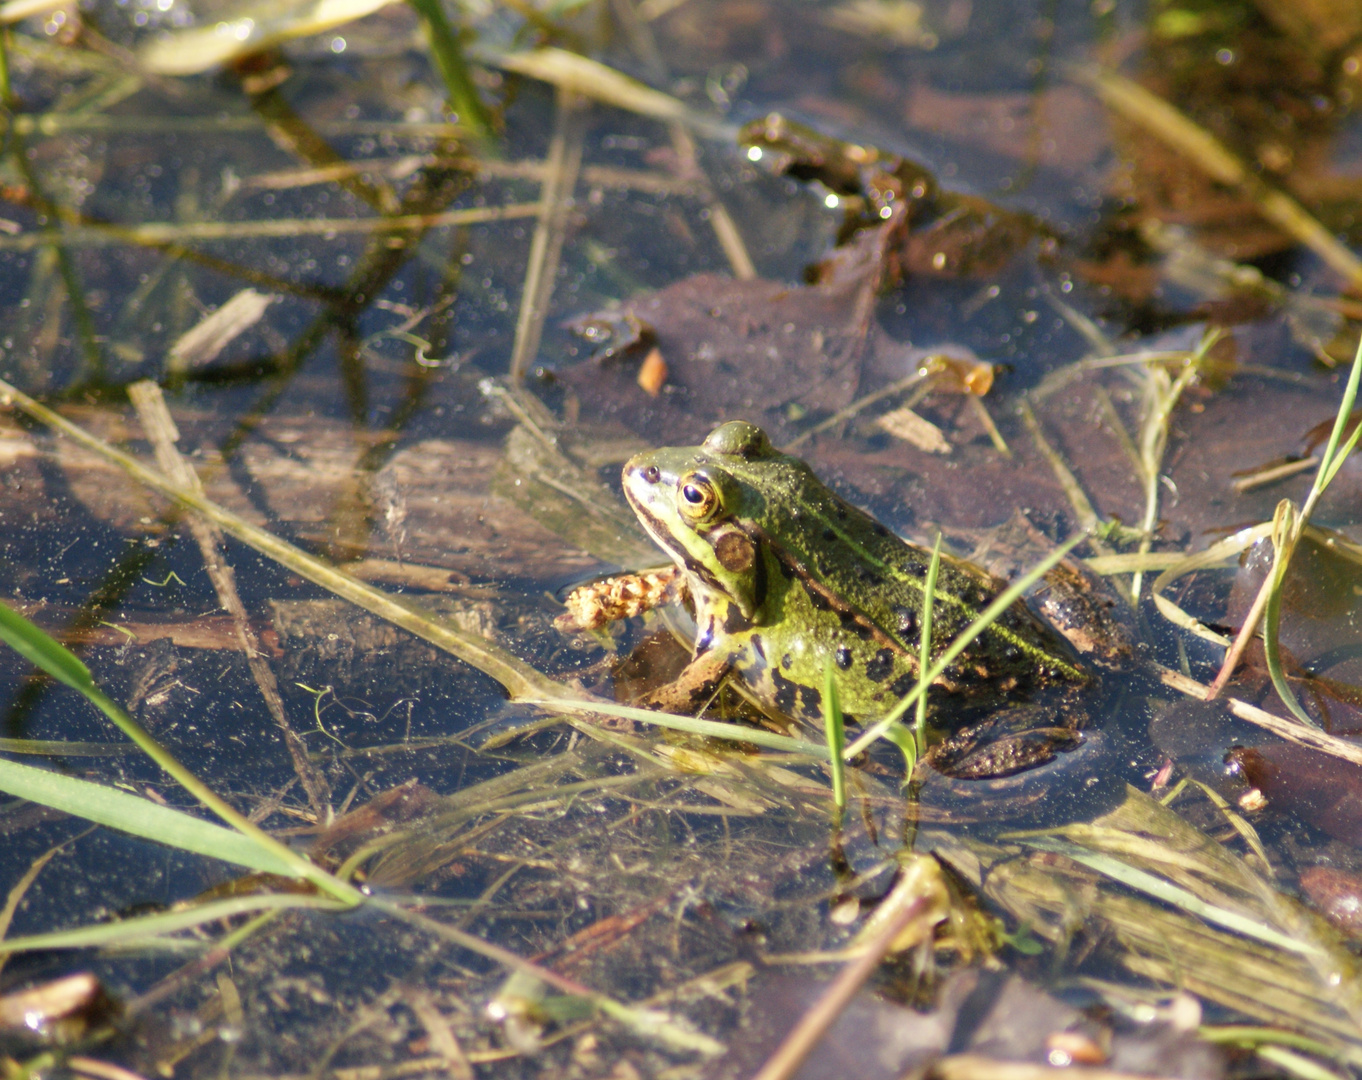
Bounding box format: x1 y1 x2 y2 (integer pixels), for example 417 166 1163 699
613 420 1097 779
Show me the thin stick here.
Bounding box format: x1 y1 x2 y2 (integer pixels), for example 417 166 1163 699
667 122 756 279
127 380 333 821
786 371 927 451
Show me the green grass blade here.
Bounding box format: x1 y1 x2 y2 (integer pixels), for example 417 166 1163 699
1308 334 1362 500
0 757 300 877
1019 837 1323 957
405 0 492 138
0 599 361 905
822 661 846 810
0 600 100 696
524 697 826 756
0 892 344 954
1317 415 1362 494
914 534 943 758
1263 562 1319 728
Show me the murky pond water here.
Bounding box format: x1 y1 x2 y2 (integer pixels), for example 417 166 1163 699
2 1 1362 1077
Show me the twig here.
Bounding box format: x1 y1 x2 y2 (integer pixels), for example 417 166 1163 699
785 370 927 450
1016 397 1102 535
127 380 333 821
667 122 756 280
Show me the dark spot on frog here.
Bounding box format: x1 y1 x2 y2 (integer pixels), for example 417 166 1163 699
798 683 822 716
890 672 916 697
895 607 918 637
865 648 895 682
771 668 801 715
723 605 751 635
835 646 853 669
781 653 793 670
835 505 847 521
873 523 889 537
822 527 837 542
751 635 766 661
857 567 883 586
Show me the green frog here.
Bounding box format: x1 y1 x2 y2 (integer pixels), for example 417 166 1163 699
611 420 1100 779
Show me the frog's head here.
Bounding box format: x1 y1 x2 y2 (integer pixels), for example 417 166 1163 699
622 421 779 621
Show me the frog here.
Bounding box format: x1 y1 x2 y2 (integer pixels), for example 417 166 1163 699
590 419 1105 780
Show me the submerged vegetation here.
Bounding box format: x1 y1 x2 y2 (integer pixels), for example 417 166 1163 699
1 0 1362 1077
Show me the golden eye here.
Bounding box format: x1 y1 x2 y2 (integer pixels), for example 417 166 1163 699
677 471 721 522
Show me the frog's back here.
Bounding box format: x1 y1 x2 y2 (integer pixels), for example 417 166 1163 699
728 456 1087 701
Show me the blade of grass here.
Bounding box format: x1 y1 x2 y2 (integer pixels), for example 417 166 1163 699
406 0 492 138
1303 338 1362 513
0 757 300 878
1215 336 1362 703
508 85 586 381
1261 502 1316 727
1076 66 1362 288
481 47 733 138
0 203 543 252
0 892 346 954
1018 837 1323 958
913 533 943 760
822 661 846 811
523 696 826 756
1130 329 1218 601
844 532 1086 760
0 599 361 904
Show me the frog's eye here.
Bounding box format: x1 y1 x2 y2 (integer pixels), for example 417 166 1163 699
677 471 722 523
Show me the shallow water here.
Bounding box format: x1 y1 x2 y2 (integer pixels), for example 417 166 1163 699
2 0 1362 1076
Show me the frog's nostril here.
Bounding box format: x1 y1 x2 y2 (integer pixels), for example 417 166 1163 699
643 465 661 484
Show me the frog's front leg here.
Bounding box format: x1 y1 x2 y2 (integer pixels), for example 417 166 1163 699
555 567 688 632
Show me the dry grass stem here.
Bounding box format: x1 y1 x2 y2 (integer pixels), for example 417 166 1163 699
1078 66 1362 289
1158 664 1362 767
0 204 544 252
0 377 566 701
750 895 931 1080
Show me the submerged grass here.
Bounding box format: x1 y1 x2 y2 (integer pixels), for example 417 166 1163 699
0 599 361 904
